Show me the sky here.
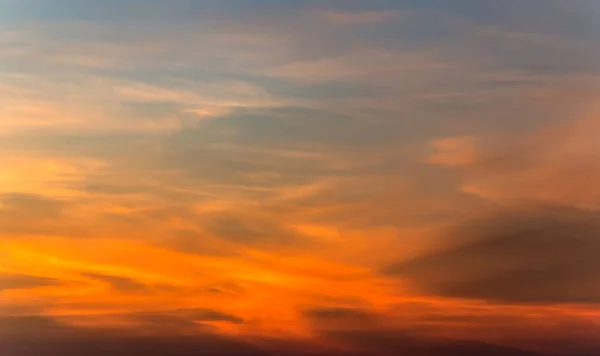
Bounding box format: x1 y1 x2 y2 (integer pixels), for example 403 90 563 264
1 1 600 355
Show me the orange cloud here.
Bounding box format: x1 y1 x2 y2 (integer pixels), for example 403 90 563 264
428 136 480 167
429 116 600 208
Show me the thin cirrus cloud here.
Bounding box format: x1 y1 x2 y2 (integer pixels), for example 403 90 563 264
1 1 600 355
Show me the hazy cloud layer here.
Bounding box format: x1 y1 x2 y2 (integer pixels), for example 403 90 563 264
0 273 60 292
0 315 566 356
2 1 600 355
386 206 600 304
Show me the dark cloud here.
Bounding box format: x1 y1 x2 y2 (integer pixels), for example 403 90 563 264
201 282 245 295
0 193 88 238
0 336 268 356
82 272 150 292
152 210 314 248
322 328 545 356
0 315 561 356
0 273 60 292
0 316 77 339
157 228 243 257
0 316 263 356
302 305 599 355
303 307 373 322
386 205 600 304
0 304 46 317
201 214 306 246
132 308 244 325
0 193 68 214
113 309 244 335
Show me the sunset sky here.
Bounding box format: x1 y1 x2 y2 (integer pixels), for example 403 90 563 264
1 1 600 355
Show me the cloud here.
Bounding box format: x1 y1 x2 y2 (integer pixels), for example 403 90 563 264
321 328 544 356
317 9 400 26
303 307 372 322
82 272 151 292
0 156 100 197
156 106 386 201
0 193 81 238
0 315 557 356
429 116 600 208
300 303 600 355
301 306 378 332
0 193 68 216
386 205 600 304
0 315 263 356
132 308 244 326
200 214 308 246
2 2 600 355
0 273 60 292
95 309 247 335
428 136 479 166
0 315 77 339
